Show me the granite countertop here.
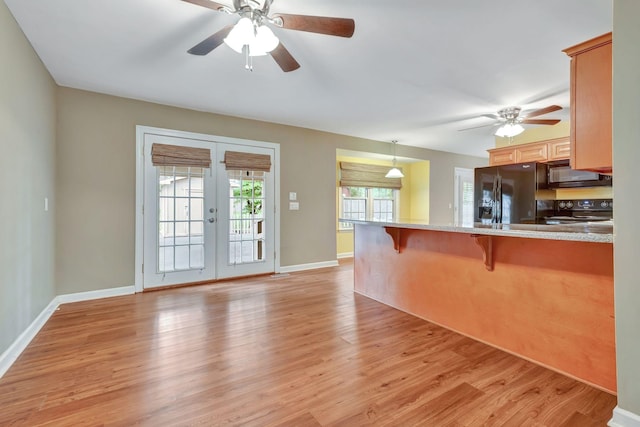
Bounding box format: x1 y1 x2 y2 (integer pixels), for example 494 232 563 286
344 219 613 244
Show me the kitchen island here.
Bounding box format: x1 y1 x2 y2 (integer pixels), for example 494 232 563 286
349 219 615 393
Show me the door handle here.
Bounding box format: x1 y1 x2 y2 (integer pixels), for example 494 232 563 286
208 217 216 223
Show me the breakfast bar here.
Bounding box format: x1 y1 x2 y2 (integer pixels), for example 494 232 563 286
350 220 615 393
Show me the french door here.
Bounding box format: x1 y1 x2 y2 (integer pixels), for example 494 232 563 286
137 128 277 290
216 143 275 279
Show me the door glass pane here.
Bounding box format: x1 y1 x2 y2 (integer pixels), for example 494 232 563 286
227 170 265 265
159 246 174 272
175 245 189 270
190 245 204 269
190 198 204 221
157 166 205 272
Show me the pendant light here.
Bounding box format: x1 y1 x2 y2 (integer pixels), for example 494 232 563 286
385 140 404 178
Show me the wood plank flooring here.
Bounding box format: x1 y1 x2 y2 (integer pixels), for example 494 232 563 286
0 260 616 426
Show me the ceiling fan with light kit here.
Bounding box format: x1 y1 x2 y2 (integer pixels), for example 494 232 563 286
460 104 563 138
182 0 355 72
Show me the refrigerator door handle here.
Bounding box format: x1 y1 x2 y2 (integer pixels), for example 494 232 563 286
496 175 503 223
491 176 498 223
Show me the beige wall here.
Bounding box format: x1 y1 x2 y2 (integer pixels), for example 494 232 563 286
0 2 56 354
56 88 337 292
55 88 486 293
613 0 640 417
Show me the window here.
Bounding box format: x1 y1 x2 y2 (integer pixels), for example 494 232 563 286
454 167 474 227
340 186 397 230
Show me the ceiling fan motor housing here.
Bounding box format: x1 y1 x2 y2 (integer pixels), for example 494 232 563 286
498 107 522 122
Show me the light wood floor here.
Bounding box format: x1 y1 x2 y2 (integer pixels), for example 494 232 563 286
0 260 616 426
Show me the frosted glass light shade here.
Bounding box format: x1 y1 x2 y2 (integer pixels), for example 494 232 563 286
224 18 279 56
385 167 404 178
495 123 525 137
224 18 253 53
251 26 279 55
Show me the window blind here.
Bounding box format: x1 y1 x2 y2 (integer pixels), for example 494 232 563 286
339 162 402 189
151 143 211 168
224 151 272 172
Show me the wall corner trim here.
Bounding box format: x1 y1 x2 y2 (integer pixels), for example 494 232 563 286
280 260 339 273
0 285 135 379
609 406 640 427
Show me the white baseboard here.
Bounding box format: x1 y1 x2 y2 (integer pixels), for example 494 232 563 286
609 406 640 427
337 252 353 259
57 285 135 305
0 298 59 378
0 285 135 379
280 260 339 273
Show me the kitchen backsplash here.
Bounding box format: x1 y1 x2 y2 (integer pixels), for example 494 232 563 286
536 186 613 201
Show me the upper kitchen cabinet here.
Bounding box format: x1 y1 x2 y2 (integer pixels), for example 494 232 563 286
563 33 612 173
488 138 570 166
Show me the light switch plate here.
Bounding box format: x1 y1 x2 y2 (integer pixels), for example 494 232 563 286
289 192 297 201
289 202 300 211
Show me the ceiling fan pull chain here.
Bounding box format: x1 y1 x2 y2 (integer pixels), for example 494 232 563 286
243 45 253 71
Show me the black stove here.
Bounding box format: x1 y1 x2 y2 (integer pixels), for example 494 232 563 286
543 199 612 224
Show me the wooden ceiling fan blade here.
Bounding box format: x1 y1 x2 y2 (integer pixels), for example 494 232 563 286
188 25 234 55
524 105 562 119
182 0 229 12
272 14 355 38
521 119 561 125
270 42 300 72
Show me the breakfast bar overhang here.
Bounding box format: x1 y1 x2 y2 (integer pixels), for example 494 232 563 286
350 220 615 394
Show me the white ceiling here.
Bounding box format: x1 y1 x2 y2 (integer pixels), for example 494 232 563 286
4 0 612 158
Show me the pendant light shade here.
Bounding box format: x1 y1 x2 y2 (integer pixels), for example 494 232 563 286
495 123 525 138
385 140 404 178
385 167 404 178
224 17 279 56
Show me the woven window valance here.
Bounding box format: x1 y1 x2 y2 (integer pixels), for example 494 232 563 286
339 162 402 189
151 143 211 168
224 151 272 172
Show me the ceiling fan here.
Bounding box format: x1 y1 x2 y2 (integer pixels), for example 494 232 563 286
461 105 563 137
182 0 355 72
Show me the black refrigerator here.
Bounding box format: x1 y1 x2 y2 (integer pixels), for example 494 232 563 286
474 162 548 224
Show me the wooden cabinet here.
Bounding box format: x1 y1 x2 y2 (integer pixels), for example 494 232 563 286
487 138 570 166
488 148 516 166
563 33 612 173
516 142 548 163
549 138 571 161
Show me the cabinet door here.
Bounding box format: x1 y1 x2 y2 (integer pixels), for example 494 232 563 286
516 143 548 163
569 37 612 172
489 148 516 166
548 139 571 161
